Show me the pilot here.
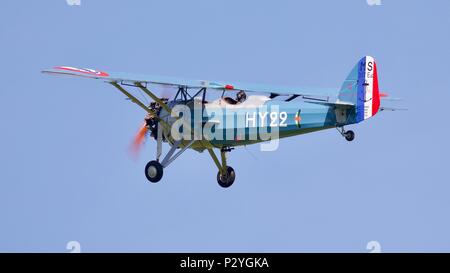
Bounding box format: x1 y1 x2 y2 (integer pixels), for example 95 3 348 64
235 90 247 104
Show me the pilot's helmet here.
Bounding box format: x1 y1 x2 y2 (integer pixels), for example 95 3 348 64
236 90 247 103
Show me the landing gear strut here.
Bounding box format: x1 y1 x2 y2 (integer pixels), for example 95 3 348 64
144 124 195 183
208 147 236 188
337 127 355 142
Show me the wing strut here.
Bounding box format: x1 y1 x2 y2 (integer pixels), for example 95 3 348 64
285 94 300 102
134 82 172 114
109 82 170 130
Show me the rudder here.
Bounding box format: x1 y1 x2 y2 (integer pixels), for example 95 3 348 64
338 56 380 123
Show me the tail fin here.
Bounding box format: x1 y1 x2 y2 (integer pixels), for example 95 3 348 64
338 56 380 122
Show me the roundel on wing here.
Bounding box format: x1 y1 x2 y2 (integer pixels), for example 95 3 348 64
294 109 302 128
54 66 109 77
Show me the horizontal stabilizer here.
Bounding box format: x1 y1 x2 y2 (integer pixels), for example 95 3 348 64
380 107 408 111
304 100 355 108
381 97 403 101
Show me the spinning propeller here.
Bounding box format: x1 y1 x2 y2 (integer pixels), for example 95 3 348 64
130 122 148 159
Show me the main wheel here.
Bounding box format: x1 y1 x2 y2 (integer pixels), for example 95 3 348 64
217 166 235 188
145 160 163 183
344 130 355 142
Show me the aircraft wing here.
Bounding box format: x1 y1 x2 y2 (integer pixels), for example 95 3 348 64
208 81 336 98
42 66 336 99
42 66 204 88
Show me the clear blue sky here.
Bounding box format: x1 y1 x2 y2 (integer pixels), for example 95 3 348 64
1 0 449 252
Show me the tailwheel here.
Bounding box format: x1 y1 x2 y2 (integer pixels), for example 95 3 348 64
145 160 163 183
217 166 235 188
344 130 355 142
337 127 355 142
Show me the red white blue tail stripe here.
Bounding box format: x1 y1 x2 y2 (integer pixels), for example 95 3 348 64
356 56 380 122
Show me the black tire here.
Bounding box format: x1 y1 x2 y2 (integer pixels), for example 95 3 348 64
345 130 355 142
217 166 236 188
145 160 163 183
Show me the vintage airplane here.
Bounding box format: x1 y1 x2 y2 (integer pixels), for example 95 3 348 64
43 56 396 188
